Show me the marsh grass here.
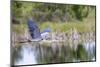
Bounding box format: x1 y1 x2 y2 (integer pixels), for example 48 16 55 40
39 20 95 33
12 18 95 35
12 23 28 34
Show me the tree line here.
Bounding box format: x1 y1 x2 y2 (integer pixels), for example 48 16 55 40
12 1 95 23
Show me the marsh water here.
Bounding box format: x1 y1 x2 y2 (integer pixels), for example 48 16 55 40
12 40 95 66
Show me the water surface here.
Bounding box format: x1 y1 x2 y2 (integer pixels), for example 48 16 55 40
12 41 96 65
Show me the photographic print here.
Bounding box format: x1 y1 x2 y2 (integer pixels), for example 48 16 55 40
11 0 96 66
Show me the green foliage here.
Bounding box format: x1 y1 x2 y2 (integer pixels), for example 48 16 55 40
12 1 95 22
12 23 28 34
71 5 88 21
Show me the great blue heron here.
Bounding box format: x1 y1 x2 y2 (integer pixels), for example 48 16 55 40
27 18 51 41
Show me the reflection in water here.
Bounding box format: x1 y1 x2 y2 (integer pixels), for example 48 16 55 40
83 42 95 61
12 41 96 65
15 44 37 65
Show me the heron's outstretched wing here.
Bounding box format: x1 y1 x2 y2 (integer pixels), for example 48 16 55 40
27 19 41 39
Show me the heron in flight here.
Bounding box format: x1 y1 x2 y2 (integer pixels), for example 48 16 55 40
27 18 51 41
